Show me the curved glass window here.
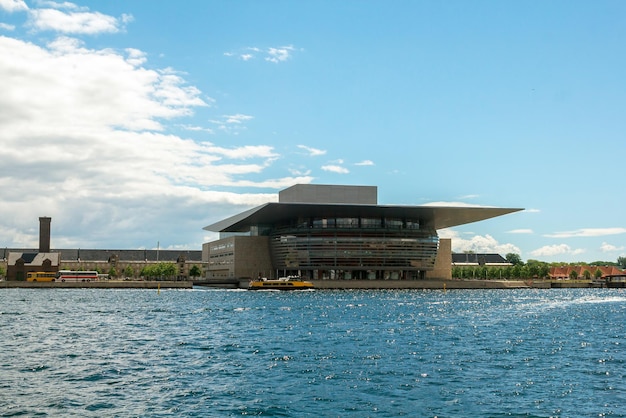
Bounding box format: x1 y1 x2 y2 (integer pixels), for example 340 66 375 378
270 230 438 273
360 218 382 228
336 218 359 228
384 218 403 229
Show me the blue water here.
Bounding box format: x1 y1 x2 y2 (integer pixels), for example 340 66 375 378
1 288 625 417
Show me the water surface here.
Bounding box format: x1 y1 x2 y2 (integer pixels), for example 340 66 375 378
1 288 625 417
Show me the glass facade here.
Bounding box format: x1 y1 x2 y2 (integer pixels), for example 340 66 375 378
268 216 438 280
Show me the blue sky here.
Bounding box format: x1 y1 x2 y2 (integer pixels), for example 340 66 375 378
1 0 624 263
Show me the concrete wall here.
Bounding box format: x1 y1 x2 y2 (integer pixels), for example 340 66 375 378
233 236 273 279
426 238 452 280
204 236 273 279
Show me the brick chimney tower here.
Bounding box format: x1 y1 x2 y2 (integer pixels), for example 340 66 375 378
39 217 51 253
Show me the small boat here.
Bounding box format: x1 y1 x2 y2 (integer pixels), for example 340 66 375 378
248 276 314 290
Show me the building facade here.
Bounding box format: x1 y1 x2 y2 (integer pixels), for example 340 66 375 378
203 184 522 281
2 218 204 280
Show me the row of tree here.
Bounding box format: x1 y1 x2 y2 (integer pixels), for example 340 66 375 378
58 263 203 280
505 253 626 268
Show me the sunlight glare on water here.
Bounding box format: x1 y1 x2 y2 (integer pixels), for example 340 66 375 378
1 288 625 417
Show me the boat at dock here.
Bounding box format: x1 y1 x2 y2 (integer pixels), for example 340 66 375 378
248 277 314 290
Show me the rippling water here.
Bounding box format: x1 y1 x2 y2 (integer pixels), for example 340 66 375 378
1 288 625 417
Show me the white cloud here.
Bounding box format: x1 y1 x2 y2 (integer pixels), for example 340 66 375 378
224 45 299 63
600 242 625 253
0 0 28 12
507 229 533 234
545 227 626 238
439 229 521 255
125 47 146 66
288 167 312 176
355 160 374 166
208 114 254 134
298 145 326 157
0 33 304 249
27 8 130 34
529 244 585 257
180 125 215 134
321 165 349 174
36 1 88 11
1 36 206 133
0 22 16 30
524 208 541 213
266 45 295 63
224 114 253 124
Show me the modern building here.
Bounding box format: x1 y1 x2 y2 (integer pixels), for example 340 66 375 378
203 184 522 282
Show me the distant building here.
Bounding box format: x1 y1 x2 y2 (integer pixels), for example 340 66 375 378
1 217 203 280
203 184 522 281
6 251 60 281
5 217 60 280
549 265 626 281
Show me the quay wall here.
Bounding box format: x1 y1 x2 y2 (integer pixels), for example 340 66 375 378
228 279 594 290
1 281 193 289
310 279 532 289
222 279 538 290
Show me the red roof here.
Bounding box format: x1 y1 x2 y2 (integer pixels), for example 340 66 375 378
549 265 626 279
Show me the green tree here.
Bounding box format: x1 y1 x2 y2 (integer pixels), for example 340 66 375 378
618 256 626 269
487 267 502 280
0 265 5 278
594 269 603 280
526 262 540 278
124 265 135 278
569 270 578 280
505 253 523 266
582 269 592 280
108 267 118 278
539 263 550 279
189 265 202 278
141 262 177 280
525 259 550 279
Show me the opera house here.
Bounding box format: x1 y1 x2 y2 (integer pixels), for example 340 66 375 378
203 184 522 284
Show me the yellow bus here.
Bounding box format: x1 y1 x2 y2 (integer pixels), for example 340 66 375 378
26 272 57 282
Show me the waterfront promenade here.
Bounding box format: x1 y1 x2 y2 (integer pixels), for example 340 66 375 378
0 280 193 289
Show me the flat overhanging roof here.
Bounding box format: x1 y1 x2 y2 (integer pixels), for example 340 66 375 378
204 203 523 232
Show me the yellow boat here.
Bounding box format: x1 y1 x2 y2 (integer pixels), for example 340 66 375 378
248 277 314 290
